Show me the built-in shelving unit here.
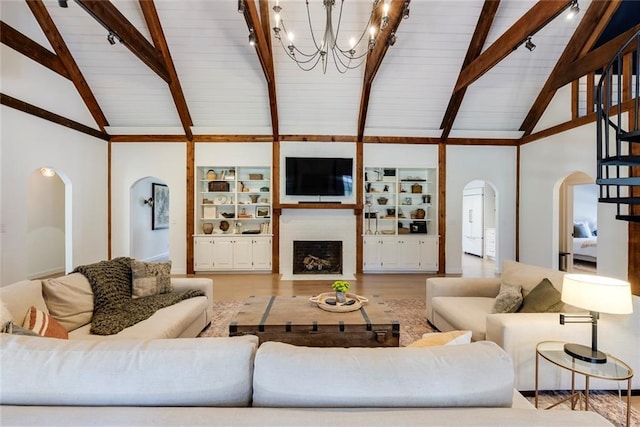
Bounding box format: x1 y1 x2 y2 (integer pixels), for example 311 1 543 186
194 166 272 271
362 167 438 272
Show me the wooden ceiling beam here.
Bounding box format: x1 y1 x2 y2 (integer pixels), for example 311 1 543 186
1 92 109 140
259 0 279 141
454 1 571 92
440 0 500 141
139 0 193 141
242 0 279 141
519 0 622 135
74 0 170 83
0 21 70 79
546 22 640 95
26 0 109 132
357 0 408 141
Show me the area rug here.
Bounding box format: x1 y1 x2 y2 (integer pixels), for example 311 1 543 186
525 391 639 427
199 298 434 346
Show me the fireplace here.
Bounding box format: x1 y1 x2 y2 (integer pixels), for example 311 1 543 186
293 241 343 275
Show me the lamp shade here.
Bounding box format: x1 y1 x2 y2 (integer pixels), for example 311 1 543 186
561 274 633 314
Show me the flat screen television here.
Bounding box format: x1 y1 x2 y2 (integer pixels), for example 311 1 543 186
285 157 353 196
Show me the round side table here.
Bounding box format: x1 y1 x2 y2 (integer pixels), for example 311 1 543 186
535 340 633 427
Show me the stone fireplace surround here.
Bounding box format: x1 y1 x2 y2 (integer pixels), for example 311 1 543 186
279 210 356 280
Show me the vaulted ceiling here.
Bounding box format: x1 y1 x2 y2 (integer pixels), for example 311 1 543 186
1 0 638 144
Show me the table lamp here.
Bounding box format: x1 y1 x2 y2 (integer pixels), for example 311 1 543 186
559 274 633 363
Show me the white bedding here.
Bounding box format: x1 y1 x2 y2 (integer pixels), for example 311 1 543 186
573 237 597 262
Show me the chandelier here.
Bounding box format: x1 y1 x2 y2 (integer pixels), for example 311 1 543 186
271 0 408 74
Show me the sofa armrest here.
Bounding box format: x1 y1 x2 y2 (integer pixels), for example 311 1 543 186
425 277 501 323
171 278 213 322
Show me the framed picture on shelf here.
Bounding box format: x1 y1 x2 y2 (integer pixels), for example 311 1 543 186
203 205 217 219
152 183 169 230
256 206 270 218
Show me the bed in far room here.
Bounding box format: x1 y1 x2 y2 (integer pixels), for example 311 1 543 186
572 221 597 263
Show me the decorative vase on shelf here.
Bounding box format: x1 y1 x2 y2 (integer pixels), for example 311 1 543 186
206 170 217 180
202 223 214 234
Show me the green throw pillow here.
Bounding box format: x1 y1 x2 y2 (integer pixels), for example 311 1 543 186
518 278 563 313
131 260 173 299
492 283 523 313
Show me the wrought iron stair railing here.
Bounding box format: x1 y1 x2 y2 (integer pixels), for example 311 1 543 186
596 29 640 222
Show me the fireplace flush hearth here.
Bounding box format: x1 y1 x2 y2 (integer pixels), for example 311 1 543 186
293 241 343 275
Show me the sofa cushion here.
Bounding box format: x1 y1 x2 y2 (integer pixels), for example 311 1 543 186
518 278 563 313
68 296 208 340
492 283 523 314
501 260 566 297
1 298 13 328
432 297 494 341
0 280 49 324
22 306 68 339
408 330 472 347
42 273 94 331
0 334 259 406
253 341 514 408
131 260 173 299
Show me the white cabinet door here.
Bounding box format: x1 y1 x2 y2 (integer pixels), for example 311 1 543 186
379 237 399 269
233 238 253 269
212 238 234 270
252 237 272 270
363 236 383 270
419 237 438 271
397 238 421 270
194 237 214 271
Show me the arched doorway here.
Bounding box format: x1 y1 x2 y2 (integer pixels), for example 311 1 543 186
558 172 597 272
130 177 170 262
461 180 497 276
27 167 72 278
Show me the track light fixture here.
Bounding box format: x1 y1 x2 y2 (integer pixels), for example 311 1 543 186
248 28 256 46
525 37 536 52
567 0 580 20
58 0 68 7
107 31 116 45
402 1 410 19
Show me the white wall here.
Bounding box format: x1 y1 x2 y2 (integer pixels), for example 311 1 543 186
111 143 187 273
446 146 517 274
27 170 65 278
520 122 628 279
130 177 169 262
1 107 108 285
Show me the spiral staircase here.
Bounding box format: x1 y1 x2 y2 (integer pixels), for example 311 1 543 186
596 30 640 222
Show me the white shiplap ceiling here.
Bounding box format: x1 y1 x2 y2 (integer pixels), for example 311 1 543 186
0 0 618 140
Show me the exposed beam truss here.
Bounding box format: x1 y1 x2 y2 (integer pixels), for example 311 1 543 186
26 0 109 132
520 0 622 135
440 0 500 141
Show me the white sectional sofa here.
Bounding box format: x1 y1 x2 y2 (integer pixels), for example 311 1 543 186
0 334 611 426
426 260 640 391
0 275 213 339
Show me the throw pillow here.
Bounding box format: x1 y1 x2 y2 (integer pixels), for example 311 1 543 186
408 330 472 347
131 260 173 299
518 278 564 313
2 321 41 336
492 283 523 313
42 273 94 331
573 221 591 238
0 298 14 330
22 306 68 339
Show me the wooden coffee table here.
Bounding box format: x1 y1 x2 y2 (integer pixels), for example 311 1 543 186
229 295 400 347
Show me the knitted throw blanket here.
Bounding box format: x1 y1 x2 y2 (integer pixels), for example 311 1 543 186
73 257 204 335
